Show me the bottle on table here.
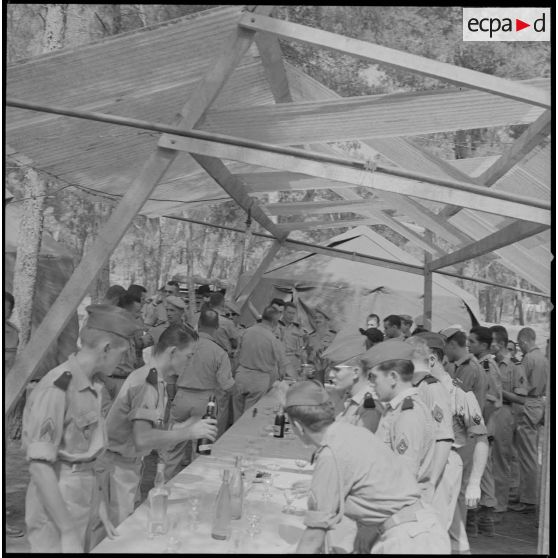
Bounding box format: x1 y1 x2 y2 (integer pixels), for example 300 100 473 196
230 456 244 520
211 469 232 540
197 394 217 455
273 407 286 438
148 461 170 536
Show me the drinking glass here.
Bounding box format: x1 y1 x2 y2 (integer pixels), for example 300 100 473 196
246 511 262 538
187 493 202 532
228 528 245 554
281 488 296 514
163 513 181 553
262 474 274 502
294 459 308 470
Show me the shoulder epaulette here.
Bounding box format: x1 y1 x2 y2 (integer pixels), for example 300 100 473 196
146 368 158 387
401 396 414 410
329 329 337 334
53 371 72 391
363 392 376 409
452 377 464 387
481 360 490 371
424 375 439 385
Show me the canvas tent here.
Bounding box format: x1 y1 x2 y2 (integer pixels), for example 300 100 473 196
238 226 480 333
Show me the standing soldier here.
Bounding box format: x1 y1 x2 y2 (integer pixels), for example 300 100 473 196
364 341 437 494
270 298 286 341
143 281 180 328
281 302 308 380
21 305 138 553
489 326 528 521
510 327 548 514
202 293 240 357
399 315 414 339
98 325 217 528
163 310 235 479
285 380 450 554
232 306 292 421
306 308 336 384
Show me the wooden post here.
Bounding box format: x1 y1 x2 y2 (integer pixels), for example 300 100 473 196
4 7 271 415
537 363 550 554
423 233 433 329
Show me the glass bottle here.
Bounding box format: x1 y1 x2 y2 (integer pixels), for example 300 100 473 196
211 469 232 540
148 461 170 536
197 394 217 455
273 408 286 438
230 456 244 520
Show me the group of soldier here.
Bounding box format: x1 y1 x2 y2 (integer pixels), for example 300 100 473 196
7 280 548 554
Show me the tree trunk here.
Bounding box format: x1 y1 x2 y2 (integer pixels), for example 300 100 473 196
43 4 66 52
13 168 46 347
186 223 197 323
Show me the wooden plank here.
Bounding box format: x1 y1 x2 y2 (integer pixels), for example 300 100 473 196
276 219 379 232
4 7 271 416
254 32 293 103
235 240 283 311
238 172 358 193
423 250 433 326
158 134 550 225
428 221 549 271
265 198 387 216
239 13 551 108
189 154 287 240
439 110 552 220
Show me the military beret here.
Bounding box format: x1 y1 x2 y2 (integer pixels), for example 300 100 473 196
399 315 413 324
361 340 414 369
165 295 186 310
439 324 465 339
285 380 330 408
314 307 330 321
415 332 446 351
84 304 138 339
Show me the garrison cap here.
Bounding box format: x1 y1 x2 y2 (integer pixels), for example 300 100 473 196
439 324 465 340
84 304 138 339
285 380 330 408
399 314 413 324
361 339 414 369
322 334 366 365
415 332 446 351
165 295 186 310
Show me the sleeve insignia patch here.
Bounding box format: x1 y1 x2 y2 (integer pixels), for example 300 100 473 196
432 404 444 423
473 414 482 425
519 376 525 384
396 435 409 455
39 418 56 442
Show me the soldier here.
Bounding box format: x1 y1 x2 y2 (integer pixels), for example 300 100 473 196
143 281 180 328
102 284 126 306
359 327 384 350
382 315 405 340
365 313 380 329
21 304 138 553
163 310 234 479
467 326 503 535
232 306 292 421
406 335 454 503
510 327 548 514
98 325 217 528
285 380 450 554
399 315 414 339
202 292 240 357
363 341 437 493
412 333 489 554
306 307 336 384
281 302 308 379
270 298 286 341
489 326 528 521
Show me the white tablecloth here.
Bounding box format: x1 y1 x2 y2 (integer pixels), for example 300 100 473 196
93 388 356 553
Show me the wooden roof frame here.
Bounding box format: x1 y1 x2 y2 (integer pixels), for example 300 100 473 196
5 5 551 415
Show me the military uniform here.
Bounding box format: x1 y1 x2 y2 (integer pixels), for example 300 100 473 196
163 332 234 478
232 323 291 421
142 297 167 328
336 385 383 433
21 305 137 553
4 320 19 371
281 321 308 379
452 353 488 412
100 364 167 526
492 356 527 512
306 328 336 384
515 346 548 505
285 380 449 555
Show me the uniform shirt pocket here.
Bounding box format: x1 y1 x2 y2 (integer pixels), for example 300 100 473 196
68 410 99 453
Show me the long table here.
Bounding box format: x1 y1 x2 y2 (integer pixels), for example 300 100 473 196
93 387 356 553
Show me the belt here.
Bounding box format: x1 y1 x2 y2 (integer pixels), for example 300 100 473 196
525 394 543 399
502 401 512 406
58 459 97 472
176 386 214 392
105 450 141 464
110 374 129 380
238 365 270 374
377 500 424 536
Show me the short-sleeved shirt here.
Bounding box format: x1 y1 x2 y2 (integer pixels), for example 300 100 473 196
438 373 487 448
498 356 528 397
4 320 19 372
452 354 488 411
413 372 454 443
22 354 106 464
194 312 240 356
477 354 503 408
143 300 167 328
176 332 234 392
236 323 291 378
112 326 143 379
336 384 384 433
282 322 307 356
521 347 548 396
306 329 336 372
305 421 420 530
376 387 436 485
105 362 167 459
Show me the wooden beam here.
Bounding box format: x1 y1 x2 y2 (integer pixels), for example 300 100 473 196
265 198 387 216
189 154 287 240
239 13 551 108
423 247 433 327
428 221 549 271
254 32 293 103
235 240 283 311
276 219 379 232
238 172 356 193
439 110 552 220
158 134 550 225
4 7 272 415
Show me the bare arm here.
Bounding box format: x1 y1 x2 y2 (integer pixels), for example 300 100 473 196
431 440 452 487
502 390 525 405
296 527 327 554
465 435 489 508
